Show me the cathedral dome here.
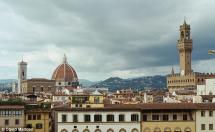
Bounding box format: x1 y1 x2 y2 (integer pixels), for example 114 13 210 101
52 55 78 83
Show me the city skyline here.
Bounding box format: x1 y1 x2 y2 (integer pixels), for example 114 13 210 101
0 1 215 81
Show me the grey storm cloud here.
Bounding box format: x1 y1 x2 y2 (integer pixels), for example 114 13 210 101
0 0 215 80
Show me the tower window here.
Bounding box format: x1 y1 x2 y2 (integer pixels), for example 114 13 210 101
181 31 184 38
41 87 44 92
22 71 25 77
186 31 189 39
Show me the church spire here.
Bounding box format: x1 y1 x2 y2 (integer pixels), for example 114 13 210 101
63 54 67 64
171 66 174 75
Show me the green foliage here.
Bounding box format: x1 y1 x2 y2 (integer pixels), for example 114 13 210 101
0 98 25 105
25 102 51 110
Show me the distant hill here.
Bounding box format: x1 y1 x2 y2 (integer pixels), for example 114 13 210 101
0 76 167 92
79 79 97 87
91 75 167 92
0 79 17 92
0 79 17 84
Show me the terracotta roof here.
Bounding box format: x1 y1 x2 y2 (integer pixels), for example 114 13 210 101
138 103 197 110
52 62 78 82
195 103 215 110
53 103 215 111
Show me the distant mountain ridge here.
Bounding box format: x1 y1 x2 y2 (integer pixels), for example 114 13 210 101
0 79 17 84
79 79 97 87
91 75 167 92
0 76 167 92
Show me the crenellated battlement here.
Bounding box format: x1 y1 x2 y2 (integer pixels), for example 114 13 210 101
167 72 215 78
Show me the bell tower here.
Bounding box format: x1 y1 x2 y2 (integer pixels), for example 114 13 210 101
18 59 27 93
177 20 193 75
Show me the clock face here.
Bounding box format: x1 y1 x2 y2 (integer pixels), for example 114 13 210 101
181 70 185 76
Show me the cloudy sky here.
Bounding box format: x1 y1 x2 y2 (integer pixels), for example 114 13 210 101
0 0 215 81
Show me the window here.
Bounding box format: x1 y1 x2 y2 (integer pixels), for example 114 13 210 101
152 115 159 120
15 119 19 125
33 115 37 120
73 114 78 122
142 115 147 121
107 115 114 122
5 119 9 125
28 115 32 120
36 123 43 129
86 105 91 108
201 124 205 130
119 114 125 122
37 115 41 120
201 111 205 117
84 115 91 122
209 111 213 117
62 114 67 122
26 124 32 128
33 87 35 93
183 114 187 120
131 114 139 121
94 97 100 103
209 124 213 130
94 115 102 122
163 115 168 121
173 114 177 120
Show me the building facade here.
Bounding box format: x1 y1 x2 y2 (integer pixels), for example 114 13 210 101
197 79 215 95
141 104 196 132
21 78 55 94
195 104 215 132
54 108 141 132
25 103 51 132
0 105 25 131
52 103 215 132
69 91 104 108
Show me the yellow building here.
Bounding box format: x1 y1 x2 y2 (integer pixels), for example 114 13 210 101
25 103 51 132
167 21 215 93
141 103 196 132
69 90 104 108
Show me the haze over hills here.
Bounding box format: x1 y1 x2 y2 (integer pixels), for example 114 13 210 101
0 75 167 92
91 75 167 92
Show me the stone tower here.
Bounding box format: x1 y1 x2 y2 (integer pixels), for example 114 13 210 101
18 59 27 93
177 20 193 75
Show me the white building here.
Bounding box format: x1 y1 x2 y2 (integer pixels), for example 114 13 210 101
197 79 215 95
12 82 18 93
53 106 141 132
196 107 215 132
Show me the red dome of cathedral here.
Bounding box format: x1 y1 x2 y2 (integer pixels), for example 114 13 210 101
52 55 79 82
